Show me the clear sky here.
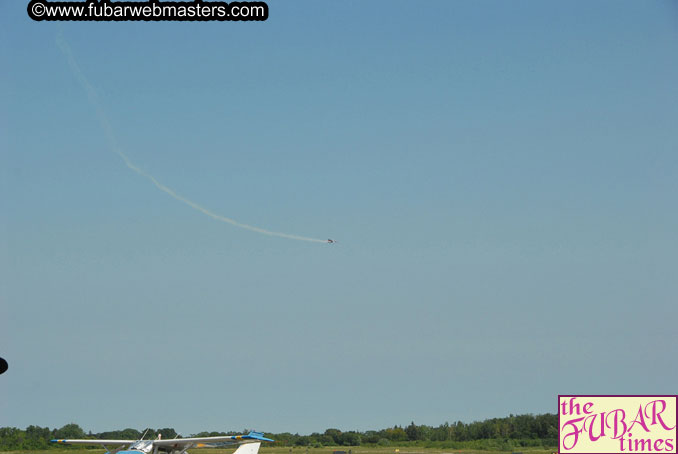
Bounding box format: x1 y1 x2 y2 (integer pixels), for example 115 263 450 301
1 0 677 437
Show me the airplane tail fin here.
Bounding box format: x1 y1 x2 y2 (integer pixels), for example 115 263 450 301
244 432 274 442
234 442 261 454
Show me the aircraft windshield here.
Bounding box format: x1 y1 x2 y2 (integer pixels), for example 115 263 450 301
129 440 153 453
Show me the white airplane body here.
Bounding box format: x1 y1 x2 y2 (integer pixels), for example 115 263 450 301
52 431 273 454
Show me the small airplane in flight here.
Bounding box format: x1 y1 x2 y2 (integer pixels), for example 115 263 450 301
52 430 273 454
327 239 336 243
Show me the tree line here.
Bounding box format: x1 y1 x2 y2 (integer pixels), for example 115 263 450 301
0 413 558 451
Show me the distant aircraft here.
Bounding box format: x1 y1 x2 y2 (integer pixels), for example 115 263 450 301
52 430 273 454
327 239 336 243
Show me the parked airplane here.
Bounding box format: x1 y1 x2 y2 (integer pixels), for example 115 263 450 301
51 430 273 454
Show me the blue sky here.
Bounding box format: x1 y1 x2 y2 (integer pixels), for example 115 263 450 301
1 0 677 436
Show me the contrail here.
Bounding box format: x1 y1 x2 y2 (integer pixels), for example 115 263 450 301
56 34 327 243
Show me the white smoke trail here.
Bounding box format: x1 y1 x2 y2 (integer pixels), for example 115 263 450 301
56 34 327 243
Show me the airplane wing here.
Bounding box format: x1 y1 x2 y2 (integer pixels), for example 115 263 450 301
52 438 134 453
154 432 273 449
52 439 135 445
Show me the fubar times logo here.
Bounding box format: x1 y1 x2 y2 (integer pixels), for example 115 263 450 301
559 395 677 454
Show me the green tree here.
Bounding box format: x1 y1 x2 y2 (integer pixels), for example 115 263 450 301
431 423 450 441
324 428 342 445
157 428 178 439
25 426 50 449
362 430 380 444
383 426 407 442
54 423 86 440
405 422 422 441
338 431 361 446
0 427 24 450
